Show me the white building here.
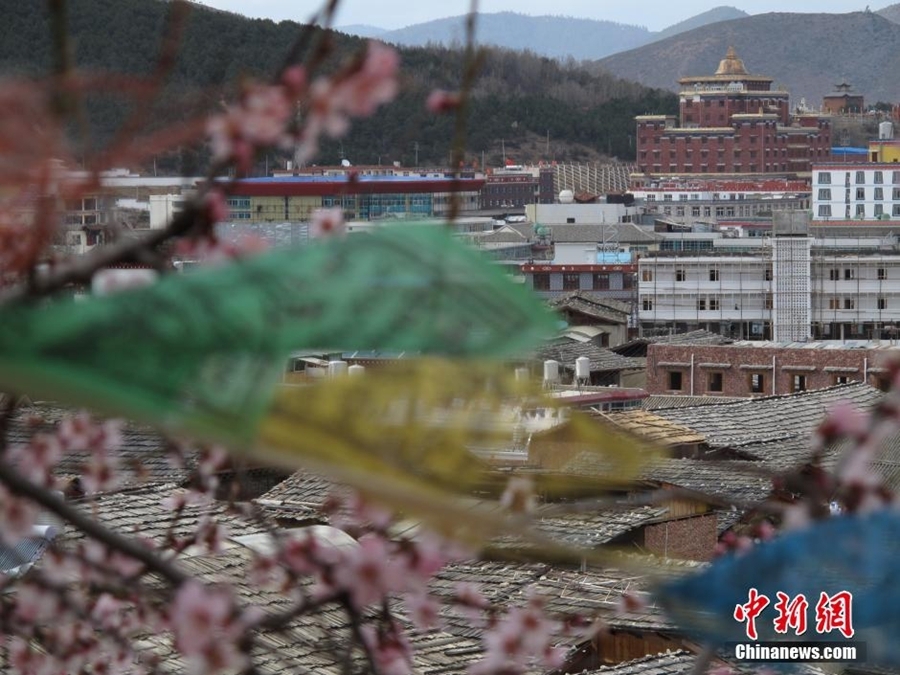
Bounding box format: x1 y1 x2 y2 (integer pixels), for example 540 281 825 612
639 220 900 341
812 164 900 222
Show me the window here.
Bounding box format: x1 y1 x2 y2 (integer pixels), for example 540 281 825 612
856 188 865 200
894 205 900 217
709 298 720 310
879 297 888 310
856 204 866 217
668 371 683 391
593 273 610 290
697 298 706 310
818 205 832 217
818 189 831 200
893 188 900 200
893 171 900 184
834 376 850 385
641 269 653 282
532 273 550 291
562 273 580 291
764 294 773 310
792 375 807 393
879 268 887 280
818 172 831 184
764 268 773 281
708 372 724 393
676 269 686 282
829 297 840 310
749 373 765 393
642 297 653 311
876 204 884 217
844 298 855 310
875 171 884 184
856 171 865 184
709 269 719 282
566 217 576 224
844 268 855 280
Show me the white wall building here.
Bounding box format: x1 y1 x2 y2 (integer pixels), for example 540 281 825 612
812 164 900 222
639 245 900 341
525 201 638 225
149 194 187 229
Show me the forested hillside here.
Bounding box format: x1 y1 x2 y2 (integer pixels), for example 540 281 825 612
0 0 676 170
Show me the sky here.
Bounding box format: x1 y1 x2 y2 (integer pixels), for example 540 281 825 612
197 0 886 32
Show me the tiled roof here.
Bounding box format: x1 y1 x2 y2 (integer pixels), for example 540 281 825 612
549 291 632 323
640 458 773 506
613 330 733 358
59 483 270 547
579 651 695 675
548 223 662 244
642 395 745 410
596 410 706 447
650 383 884 449
536 339 646 374
254 471 338 521
513 504 669 549
6 404 197 489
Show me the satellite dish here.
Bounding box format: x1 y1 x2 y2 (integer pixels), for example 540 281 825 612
341 159 351 167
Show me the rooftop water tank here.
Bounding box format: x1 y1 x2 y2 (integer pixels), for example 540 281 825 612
559 189 574 204
575 356 591 381
880 121 894 140
543 360 560 385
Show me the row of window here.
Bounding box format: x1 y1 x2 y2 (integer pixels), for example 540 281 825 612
818 171 900 185
531 273 633 292
665 371 852 394
818 188 900 200
817 204 900 217
825 297 889 310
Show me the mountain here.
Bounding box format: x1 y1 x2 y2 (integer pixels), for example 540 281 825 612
377 12 650 61
597 11 900 104
654 6 748 40
877 3 900 24
0 0 676 169
355 8 751 62
334 23 387 38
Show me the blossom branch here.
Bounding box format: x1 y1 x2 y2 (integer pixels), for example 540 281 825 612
0 459 189 586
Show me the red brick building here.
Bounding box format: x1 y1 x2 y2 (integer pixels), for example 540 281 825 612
636 47 831 176
646 342 897 397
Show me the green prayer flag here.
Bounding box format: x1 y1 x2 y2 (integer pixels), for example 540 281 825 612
0 225 556 443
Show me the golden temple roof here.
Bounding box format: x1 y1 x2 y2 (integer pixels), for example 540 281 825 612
715 46 749 76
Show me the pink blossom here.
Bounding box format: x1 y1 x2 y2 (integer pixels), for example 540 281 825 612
500 476 536 514
333 534 404 609
170 582 241 662
360 621 413 675
309 206 346 239
58 412 95 451
340 42 400 117
281 65 307 98
818 401 870 442
195 515 228 555
14 583 61 623
404 591 442 631
426 89 461 113
0 485 37 544
204 189 230 225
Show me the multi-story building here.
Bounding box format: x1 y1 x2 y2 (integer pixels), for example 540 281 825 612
822 82 865 116
638 241 900 342
630 176 810 226
480 165 555 209
811 163 900 223
226 174 485 222
635 47 831 176
646 341 897 397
